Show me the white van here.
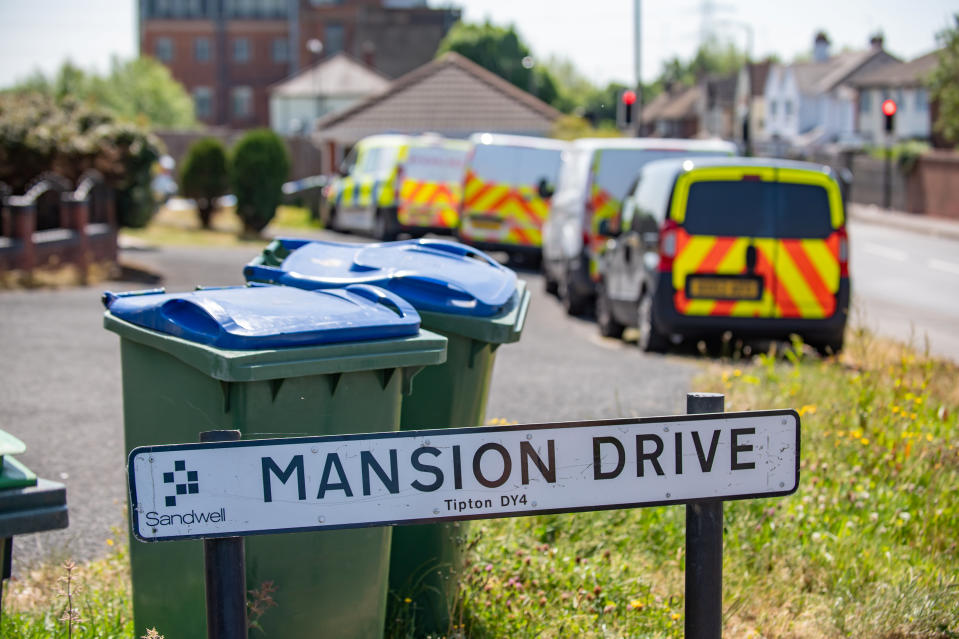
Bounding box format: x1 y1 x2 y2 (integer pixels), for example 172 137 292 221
541 137 738 315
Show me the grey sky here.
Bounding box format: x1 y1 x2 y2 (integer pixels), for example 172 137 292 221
0 1 953 89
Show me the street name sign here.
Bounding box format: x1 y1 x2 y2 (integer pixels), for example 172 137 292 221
128 410 799 542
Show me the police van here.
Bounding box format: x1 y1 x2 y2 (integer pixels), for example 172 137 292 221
596 157 850 354
542 137 737 315
325 134 469 240
458 133 567 264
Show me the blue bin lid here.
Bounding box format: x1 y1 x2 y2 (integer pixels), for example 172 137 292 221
260 239 518 317
102 284 421 350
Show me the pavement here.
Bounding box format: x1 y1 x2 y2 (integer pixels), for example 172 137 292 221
848 202 959 241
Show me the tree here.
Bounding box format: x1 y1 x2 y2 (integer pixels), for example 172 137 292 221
180 137 229 228
437 21 560 108
0 92 163 227
230 129 290 235
647 37 745 96
5 57 197 129
928 13 959 146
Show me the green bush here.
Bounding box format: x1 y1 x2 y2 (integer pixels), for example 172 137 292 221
0 92 162 228
230 129 289 235
180 137 229 228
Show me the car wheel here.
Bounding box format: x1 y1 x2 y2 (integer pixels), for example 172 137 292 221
596 282 624 338
637 292 668 353
373 207 397 241
560 271 588 316
812 333 844 357
543 265 559 295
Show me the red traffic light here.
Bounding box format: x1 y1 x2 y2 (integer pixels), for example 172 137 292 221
882 99 897 117
622 90 637 106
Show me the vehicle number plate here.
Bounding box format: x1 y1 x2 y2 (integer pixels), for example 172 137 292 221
687 276 762 300
469 215 502 230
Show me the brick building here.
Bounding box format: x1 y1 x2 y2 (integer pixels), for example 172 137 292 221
138 0 460 128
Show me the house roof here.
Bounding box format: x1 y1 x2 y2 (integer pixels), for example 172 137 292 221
850 50 941 88
642 85 701 122
313 52 562 144
791 49 900 94
270 53 391 98
704 72 737 108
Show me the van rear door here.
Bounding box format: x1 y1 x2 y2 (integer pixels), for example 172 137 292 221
398 143 469 230
768 169 843 319
461 145 562 247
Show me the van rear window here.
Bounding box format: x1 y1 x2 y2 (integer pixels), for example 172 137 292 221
683 181 833 238
470 145 562 188
404 146 468 183
595 149 730 200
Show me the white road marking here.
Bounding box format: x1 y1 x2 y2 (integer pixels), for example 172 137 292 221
862 242 908 262
928 258 959 276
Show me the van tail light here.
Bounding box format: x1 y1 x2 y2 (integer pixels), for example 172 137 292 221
837 224 849 278
658 219 680 272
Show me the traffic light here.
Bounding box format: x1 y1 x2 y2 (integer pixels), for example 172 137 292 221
882 99 897 134
618 90 638 129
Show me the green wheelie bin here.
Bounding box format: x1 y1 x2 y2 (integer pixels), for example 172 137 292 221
104 283 447 639
245 238 529 634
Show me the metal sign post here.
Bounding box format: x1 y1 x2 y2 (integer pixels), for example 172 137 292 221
685 393 724 639
200 430 247 639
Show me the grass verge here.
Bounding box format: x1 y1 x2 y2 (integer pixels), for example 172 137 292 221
120 204 320 248
454 330 959 638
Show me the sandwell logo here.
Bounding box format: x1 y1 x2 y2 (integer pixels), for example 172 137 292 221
162 460 199 507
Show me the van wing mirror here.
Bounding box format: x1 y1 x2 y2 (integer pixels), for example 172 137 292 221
536 178 554 199
598 218 619 237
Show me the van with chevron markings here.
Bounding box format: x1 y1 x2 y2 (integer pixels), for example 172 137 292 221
324 134 469 240
458 133 567 264
596 157 850 354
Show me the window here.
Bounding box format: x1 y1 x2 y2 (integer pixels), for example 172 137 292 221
594 148 731 202
469 145 562 188
231 86 253 119
916 89 928 112
325 23 345 55
769 100 777 117
272 38 289 63
784 100 793 117
311 0 345 5
859 90 871 114
896 88 905 112
194 37 211 62
233 38 250 63
684 181 832 239
155 38 174 62
151 0 207 18
226 0 287 18
193 87 213 119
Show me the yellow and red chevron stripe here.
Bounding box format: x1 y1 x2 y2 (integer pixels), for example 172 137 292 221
586 185 619 277
460 171 548 247
397 179 462 229
670 230 841 319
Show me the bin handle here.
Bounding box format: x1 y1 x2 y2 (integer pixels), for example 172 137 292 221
159 299 227 342
410 239 505 270
101 288 165 309
344 284 416 320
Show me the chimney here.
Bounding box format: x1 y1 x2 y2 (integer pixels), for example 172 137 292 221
361 40 376 68
813 31 831 62
869 33 884 52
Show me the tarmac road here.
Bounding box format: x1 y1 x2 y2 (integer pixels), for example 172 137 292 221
848 218 959 362
1 235 697 571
